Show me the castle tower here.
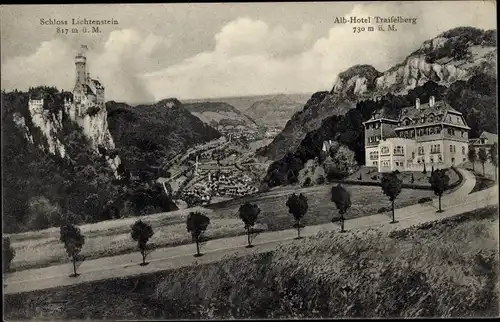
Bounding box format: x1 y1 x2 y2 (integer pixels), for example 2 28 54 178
74 45 88 92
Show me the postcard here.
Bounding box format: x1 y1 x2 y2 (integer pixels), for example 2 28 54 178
1 1 498 319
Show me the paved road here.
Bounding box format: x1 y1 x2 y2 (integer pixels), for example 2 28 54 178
4 169 497 295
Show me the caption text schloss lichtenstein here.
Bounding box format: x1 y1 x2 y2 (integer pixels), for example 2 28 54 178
39 18 119 34
334 16 418 33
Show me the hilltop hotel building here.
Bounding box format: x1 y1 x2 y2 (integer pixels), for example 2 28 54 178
363 96 470 172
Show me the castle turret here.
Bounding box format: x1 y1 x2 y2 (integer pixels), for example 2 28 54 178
75 53 86 88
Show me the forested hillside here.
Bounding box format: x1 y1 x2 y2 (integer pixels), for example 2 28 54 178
107 99 221 180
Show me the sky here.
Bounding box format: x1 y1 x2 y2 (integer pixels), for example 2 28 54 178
0 2 496 104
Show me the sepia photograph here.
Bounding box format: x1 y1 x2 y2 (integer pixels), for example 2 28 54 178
1 1 498 319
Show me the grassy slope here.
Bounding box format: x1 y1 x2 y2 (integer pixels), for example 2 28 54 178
5 206 498 319
9 185 434 271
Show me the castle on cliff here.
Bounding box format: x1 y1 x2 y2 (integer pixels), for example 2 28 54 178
28 45 106 122
72 45 105 110
27 45 121 176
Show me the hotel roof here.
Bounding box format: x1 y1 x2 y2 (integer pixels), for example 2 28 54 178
399 100 461 121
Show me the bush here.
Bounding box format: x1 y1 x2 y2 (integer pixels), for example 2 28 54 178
418 197 433 204
26 196 62 230
302 177 312 187
259 182 270 193
86 105 101 117
371 175 379 181
316 175 325 185
377 207 389 213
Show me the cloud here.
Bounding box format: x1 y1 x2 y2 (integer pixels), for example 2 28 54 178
144 1 496 100
89 29 172 103
2 2 495 102
1 29 172 104
1 39 74 92
214 17 314 58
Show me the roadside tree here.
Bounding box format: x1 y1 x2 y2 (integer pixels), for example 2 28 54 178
60 223 85 277
381 171 403 223
131 220 155 265
286 193 308 239
186 211 210 257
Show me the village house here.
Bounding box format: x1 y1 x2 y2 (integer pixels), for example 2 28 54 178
362 96 470 172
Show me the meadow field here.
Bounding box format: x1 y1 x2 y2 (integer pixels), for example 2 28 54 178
5 205 498 319
8 183 435 271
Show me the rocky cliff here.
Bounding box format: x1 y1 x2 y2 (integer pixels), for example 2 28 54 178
259 27 497 161
25 92 121 177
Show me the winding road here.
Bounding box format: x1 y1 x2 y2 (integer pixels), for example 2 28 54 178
4 169 498 295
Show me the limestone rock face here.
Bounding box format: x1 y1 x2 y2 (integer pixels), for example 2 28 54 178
27 100 66 158
24 99 121 177
12 113 34 144
331 64 382 99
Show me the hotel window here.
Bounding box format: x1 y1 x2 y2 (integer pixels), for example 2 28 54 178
368 137 373 143
381 146 389 154
429 127 434 135
420 117 425 123
438 155 443 163
430 157 434 163
376 135 381 142
412 152 415 159
429 115 434 122
394 146 404 155
418 146 424 155
374 123 380 129
404 119 411 126
462 146 466 155
461 131 465 138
